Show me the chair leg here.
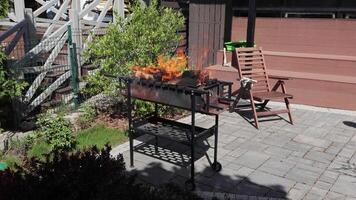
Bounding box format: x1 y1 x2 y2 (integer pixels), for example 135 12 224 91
284 98 293 124
250 96 259 129
260 100 269 110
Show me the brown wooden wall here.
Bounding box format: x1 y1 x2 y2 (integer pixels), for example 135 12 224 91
188 0 232 70
231 17 356 110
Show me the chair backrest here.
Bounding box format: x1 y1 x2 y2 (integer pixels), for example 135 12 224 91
235 47 270 93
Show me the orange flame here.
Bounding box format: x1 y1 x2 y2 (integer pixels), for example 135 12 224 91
132 49 188 81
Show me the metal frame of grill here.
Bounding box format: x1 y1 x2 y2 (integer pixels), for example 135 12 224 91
115 75 233 190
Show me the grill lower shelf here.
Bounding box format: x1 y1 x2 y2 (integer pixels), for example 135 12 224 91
133 117 214 145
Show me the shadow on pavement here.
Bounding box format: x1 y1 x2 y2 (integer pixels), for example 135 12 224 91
343 121 356 128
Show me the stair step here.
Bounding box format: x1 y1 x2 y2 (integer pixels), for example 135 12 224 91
46 71 66 78
56 86 72 94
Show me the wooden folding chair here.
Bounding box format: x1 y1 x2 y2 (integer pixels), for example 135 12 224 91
231 47 293 129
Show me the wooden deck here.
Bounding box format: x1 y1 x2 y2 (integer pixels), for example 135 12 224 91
212 17 356 110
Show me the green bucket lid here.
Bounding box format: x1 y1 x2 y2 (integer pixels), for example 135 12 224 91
0 162 8 170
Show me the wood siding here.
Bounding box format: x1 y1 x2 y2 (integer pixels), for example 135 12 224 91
188 0 231 70
231 17 356 110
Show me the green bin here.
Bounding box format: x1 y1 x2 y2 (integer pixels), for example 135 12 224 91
0 162 8 171
224 41 255 52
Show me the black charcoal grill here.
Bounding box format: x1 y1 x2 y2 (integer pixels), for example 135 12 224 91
114 74 233 190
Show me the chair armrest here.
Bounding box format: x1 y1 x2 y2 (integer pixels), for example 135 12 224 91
269 75 292 81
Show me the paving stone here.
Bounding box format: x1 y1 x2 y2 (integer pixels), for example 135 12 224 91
326 142 345 155
325 191 346 200
239 141 270 152
233 151 270 169
312 161 329 170
235 166 255 177
293 134 332 148
285 156 314 166
331 175 356 197
325 132 352 144
303 187 328 200
338 146 355 159
235 180 270 197
258 158 295 177
302 127 330 138
219 135 239 144
287 188 307 200
285 166 321 185
219 155 238 166
290 151 307 158
314 180 333 190
263 146 292 158
228 147 248 158
225 162 243 171
283 141 312 152
311 146 326 152
294 163 325 175
224 138 249 150
248 170 296 192
262 134 292 147
319 170 339 184
328 157 350 171
304 150 336 164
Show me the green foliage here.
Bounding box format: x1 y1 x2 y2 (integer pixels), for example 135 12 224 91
0 146 203 200
36 114 76 152
133 100 185 118
76 124 127 149
28 124 127 160
0 154 21 170
0 0 9 19
9 135 36 155
0 47 27 99
76 104 97 129
27 140 51 159
84 0 185 95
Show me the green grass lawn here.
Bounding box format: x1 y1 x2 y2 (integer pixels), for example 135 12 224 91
3 124 127 167
76 124 128 149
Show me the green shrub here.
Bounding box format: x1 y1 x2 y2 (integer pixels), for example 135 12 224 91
0 47 27 99
76 104 97 129
0 0 9 19
83 0 185 95
36 114 76 152
9 135 36 156
0 146 203 200
0 46 27 132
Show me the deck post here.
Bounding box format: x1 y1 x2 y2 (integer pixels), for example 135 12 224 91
24 9 38 52
114 0 125 21
246 0 256 47
69 8 82 78
14 0 25 21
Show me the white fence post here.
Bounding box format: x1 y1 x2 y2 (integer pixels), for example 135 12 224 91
14 0 25 21
69 8 82 78
114 0 125 21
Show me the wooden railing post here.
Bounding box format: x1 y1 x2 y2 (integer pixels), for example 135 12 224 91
24 9 38 52
114 0 125 21
14 0 25 22
69 8 82 78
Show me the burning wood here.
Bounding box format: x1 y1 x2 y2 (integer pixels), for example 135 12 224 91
131 49 188 81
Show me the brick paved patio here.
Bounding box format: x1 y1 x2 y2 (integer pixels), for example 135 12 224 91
112 104 356 200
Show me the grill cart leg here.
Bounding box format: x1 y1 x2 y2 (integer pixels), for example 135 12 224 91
185 93 196 190
212 114 222 172
127 81 134 168
154 103 159 154
155 136 158 154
